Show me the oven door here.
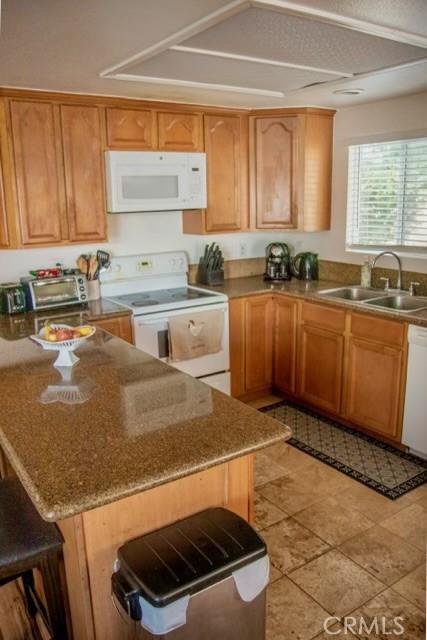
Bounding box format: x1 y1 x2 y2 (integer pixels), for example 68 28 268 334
133 303 229 379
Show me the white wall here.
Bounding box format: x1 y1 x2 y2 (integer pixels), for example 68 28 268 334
0 90 426 282
291 90 427 274
0 213 289 281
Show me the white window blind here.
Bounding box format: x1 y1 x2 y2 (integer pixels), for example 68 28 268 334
346 137 427 249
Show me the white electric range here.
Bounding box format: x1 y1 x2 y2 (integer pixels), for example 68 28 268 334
100 252 230 394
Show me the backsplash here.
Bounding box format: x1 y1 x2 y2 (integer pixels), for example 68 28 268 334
190 258 427 296
188 257 265 283
320 260 427 296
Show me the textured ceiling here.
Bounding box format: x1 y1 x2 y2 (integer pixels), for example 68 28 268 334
127 49 339 94
182 7 427 74
283 0 427 38
0 0 426 108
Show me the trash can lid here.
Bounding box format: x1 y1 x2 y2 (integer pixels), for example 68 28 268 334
117 507 267 608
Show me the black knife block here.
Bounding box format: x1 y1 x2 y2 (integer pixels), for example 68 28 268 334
196 265 224 287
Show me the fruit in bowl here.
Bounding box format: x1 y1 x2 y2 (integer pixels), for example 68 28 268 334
43 324 94 343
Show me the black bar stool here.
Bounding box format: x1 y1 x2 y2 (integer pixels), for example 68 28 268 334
0 477 69 639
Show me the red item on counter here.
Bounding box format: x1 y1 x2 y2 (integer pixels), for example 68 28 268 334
29 268 62 279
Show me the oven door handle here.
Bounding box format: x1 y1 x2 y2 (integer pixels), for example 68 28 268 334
135 306 227 327
136 317 168 327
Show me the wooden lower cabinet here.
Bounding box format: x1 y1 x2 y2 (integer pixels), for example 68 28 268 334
296 301 345 414
245 296 273 393
342 314 406 441
0 446 13 479
273 296 297 394
58 456 253 640
229 296 273 397
297 323 344 414
92 315 133 344
230 294 408 443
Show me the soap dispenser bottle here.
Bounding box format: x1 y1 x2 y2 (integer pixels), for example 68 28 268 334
361 256 372 288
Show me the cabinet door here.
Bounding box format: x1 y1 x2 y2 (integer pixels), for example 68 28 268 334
343 338 403 440
229 298 245 398
301 114 333 231
10 100 66 245
273 296 297 394
250 116 299 229
93 316 133 344
204 114 247 232
60 105 107 242
158 112 202 151
244 296 273 393
106 107 156 149
0 160 8 247
297 324 344 414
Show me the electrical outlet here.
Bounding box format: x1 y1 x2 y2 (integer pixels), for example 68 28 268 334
239 241 247 258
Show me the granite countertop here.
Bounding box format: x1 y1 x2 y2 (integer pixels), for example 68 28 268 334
0 330 289 522
205 277 427 327
0 298 132 341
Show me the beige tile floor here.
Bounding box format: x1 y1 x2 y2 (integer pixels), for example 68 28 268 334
1 395 426 640
250 396 427 640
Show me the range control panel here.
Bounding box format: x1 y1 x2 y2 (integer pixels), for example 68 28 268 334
101 252 188 282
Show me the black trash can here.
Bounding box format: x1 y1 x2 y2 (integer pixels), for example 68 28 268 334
112 507 269 639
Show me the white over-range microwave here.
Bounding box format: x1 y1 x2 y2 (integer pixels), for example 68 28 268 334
105 151 207 213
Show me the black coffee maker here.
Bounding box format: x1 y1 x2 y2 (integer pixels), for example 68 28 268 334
264 243 292 282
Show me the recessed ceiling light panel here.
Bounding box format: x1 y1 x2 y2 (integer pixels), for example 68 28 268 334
333 88 365 95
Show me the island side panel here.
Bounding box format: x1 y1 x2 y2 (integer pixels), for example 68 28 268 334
58 455 254 640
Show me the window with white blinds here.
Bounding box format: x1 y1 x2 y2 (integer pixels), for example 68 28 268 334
346 137 427 250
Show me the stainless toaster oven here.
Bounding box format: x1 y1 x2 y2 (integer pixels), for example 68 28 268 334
24 275 88 310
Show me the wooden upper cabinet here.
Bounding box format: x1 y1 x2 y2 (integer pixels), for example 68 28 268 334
9 100 66 245
158 112 202 151
301 114 333 231
0 161 8 247
106 107 156 149
60 105 107 242
203 114 247 233
250 115 299 229
273 296 297 395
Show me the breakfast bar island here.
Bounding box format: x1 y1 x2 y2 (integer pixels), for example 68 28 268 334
0 328 289 639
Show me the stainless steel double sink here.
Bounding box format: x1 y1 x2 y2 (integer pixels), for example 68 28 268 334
317 287 427 314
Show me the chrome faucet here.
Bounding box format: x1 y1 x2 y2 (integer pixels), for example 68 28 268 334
372 251 402 291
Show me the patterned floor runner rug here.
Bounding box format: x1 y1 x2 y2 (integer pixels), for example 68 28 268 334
260 400 427 499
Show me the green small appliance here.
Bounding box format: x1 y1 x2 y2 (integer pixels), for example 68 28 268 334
0 282 27 314
291 252 319 281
